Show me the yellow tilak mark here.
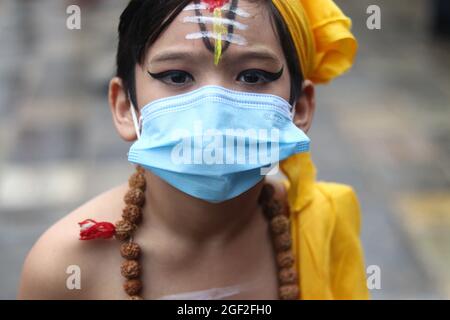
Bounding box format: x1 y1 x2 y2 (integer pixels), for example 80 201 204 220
213 8 227 65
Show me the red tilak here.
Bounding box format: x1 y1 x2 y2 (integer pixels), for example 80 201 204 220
79 219 116 240
204 0 229 12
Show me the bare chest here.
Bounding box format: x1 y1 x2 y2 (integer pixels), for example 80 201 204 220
81 239 279 300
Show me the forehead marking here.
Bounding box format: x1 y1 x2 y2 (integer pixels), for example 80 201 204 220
183 16 248 30
184 3 251 18
185 31 247 45
182 0 248 65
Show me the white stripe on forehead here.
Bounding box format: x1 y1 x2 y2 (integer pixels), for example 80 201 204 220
183 15 248 30
183 3 251 18
182 1 250 59
185 31 248 45
221 3 251 17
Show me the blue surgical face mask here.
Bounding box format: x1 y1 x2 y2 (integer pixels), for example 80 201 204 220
128 85 310 203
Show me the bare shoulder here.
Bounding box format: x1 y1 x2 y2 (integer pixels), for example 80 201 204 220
18 183 128 300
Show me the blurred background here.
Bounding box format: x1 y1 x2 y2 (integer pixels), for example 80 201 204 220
0 0 449 299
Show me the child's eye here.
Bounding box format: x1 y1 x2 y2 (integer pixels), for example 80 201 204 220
237 68 284 85
148 70 194 86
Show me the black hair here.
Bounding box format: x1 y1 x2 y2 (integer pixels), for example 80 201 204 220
116 0 303 108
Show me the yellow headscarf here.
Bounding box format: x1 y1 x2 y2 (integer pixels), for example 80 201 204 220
271 0 357 208
270 1 361 299
271 0 357 84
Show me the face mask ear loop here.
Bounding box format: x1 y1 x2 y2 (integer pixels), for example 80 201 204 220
129 98 142 140
290 103 296 120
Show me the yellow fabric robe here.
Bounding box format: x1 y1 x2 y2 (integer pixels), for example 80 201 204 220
281 152 369 299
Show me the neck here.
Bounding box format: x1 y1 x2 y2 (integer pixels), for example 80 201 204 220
142 170 266 246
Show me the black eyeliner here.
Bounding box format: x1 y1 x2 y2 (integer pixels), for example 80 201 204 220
147 70 195 85
147 70 183 79
263 66 284 80
148 67 283 83
237 66 284 82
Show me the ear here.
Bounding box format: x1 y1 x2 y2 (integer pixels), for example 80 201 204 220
108 77 138 142
292 80 315 133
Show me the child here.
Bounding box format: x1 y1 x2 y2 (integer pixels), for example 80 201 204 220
18 0 368 300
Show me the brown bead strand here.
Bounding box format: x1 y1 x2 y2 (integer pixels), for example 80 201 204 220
115 166 146 300
259 183 300 300
117 170 300 300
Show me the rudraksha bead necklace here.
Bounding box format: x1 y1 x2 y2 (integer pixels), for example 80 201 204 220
79 165 299 299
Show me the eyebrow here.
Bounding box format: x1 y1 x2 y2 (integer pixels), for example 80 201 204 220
149 48 282 65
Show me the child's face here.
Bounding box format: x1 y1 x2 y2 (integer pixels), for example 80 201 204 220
109 0 315 142
135 0 291 107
